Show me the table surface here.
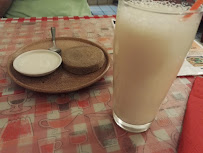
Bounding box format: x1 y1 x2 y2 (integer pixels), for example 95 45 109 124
0 15 200 153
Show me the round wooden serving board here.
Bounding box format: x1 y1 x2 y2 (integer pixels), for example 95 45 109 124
7 37 110 93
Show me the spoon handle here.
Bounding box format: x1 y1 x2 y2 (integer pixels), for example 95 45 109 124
51 27 56 42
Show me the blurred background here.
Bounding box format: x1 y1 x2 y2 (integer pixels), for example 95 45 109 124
88 0 118 15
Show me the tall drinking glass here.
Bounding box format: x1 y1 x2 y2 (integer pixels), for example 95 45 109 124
113 0 203 133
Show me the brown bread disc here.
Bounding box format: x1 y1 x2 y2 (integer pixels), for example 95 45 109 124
62 46 105 75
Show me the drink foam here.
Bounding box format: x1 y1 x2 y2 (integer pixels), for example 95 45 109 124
124 0 202 14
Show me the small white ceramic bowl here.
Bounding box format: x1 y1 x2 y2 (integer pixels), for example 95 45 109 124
13 49 62 77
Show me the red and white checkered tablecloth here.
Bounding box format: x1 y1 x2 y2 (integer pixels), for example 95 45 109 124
0 15 199 153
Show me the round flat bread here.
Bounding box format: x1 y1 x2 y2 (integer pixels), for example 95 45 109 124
62 46 105 75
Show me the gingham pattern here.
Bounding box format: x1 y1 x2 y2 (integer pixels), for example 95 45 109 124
0 16 201 153
0 15 116 23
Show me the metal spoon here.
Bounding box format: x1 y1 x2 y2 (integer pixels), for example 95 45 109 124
49 27 61 54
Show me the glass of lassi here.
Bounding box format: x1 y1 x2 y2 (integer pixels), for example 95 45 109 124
113 0 203 132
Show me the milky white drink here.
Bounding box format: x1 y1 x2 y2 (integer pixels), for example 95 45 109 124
113 0 202 132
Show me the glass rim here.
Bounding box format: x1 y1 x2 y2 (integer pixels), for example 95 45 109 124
124 1 203 15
